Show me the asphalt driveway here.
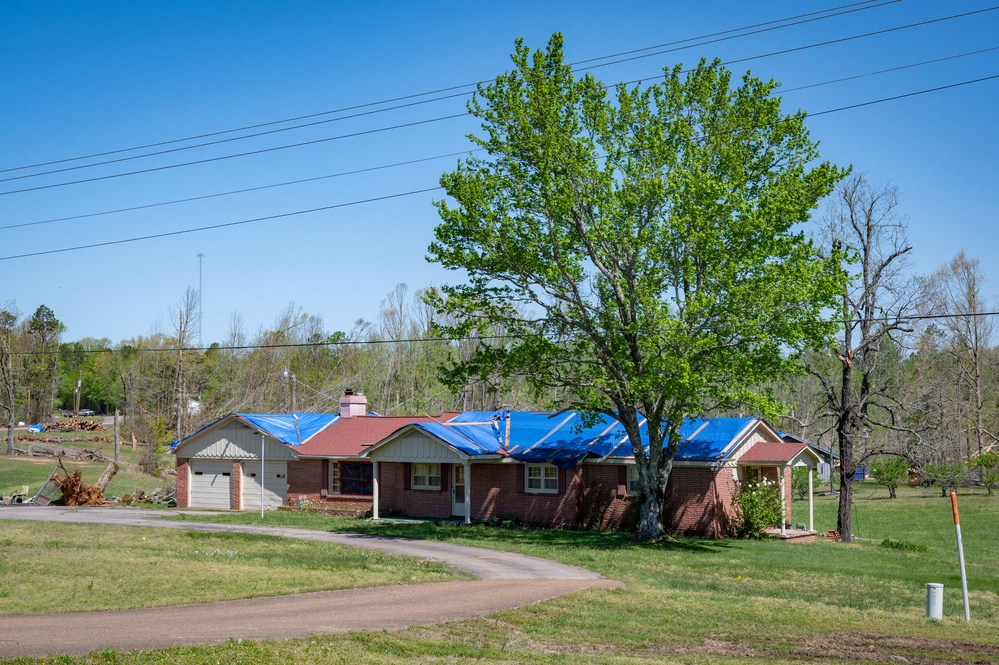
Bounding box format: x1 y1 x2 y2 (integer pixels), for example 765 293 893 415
0 506 621 658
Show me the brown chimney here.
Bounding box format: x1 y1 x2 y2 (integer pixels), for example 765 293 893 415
339 389 367 418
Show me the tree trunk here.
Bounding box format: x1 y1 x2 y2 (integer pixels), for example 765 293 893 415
836 360 856 542
637 492 665 540
94 462 119 492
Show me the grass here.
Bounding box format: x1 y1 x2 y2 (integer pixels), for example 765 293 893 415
0 521 469 615
3 482 998 664
0 456 172 501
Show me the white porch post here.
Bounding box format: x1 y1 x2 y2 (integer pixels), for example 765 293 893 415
371 460 380 520
464 461 472 525
780 465 787 535
807 463 814 532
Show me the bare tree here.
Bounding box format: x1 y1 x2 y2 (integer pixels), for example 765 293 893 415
1 306 20 455
927 252 996 459
814 174 918 542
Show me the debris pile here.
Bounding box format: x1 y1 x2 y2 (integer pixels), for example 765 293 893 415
51 456 119 506
50 418 106 432
118 486 176 507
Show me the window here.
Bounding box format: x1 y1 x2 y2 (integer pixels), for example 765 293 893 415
327 462 373 495
340 462 372 495
627 466 639 494
329 463 340 494
411 463 441 490
525 464 558 494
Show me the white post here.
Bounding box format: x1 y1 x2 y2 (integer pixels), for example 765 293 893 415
951 492 971 622
807 464 814 532
260 433 265 519
464 461 472 525
371 461 380 520
780 465 786 535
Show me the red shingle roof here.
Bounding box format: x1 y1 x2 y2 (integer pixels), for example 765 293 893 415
294 413 460 457
738 442 809 465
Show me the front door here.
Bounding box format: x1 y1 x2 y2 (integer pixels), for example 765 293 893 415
452 464 465 517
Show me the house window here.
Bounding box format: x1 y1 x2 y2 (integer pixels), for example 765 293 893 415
411 463 441 490
340 462 372 495
328 463 340 494
525 464 558 494
627 466 639 494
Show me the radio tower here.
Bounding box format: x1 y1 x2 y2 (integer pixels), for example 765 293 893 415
197 253 205 348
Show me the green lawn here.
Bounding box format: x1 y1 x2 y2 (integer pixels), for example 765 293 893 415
0 521 468 615
2 483 997 664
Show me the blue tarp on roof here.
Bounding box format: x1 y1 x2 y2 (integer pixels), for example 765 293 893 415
237 412 339 446
674 418 756 460
171 412 339 449
408 411 761 468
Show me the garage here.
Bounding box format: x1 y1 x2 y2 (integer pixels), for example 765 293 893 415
189 460 233 509
242 461 288 510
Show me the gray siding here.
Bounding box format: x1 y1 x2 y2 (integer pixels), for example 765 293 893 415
178 422 298 461
369 430 464 462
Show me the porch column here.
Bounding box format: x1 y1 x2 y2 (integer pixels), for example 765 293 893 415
371 461 380 520
807 462 814 531
780 465 786 535
464 461 472 525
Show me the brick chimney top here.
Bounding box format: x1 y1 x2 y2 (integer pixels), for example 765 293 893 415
339 390 367 418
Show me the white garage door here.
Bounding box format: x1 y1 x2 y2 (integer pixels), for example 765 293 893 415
242 461 287 510
190 460 233 509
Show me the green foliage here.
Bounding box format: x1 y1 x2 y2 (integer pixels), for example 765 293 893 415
971 450 999 495
791 467 818 501
428 33 847 539
732 479 784 538
870 457 909 499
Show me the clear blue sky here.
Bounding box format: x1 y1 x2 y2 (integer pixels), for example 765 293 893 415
1 1 996 344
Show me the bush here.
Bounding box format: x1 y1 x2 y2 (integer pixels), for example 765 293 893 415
733 478 783 539
971 451 999 496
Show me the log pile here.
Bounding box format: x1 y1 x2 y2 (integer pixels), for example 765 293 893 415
118 486 176 507
51 455 119 506
46 418 106 432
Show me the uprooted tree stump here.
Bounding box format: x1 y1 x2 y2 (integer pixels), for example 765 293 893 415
52 455 119 506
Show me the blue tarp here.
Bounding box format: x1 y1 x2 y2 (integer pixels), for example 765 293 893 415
415 411 760 468
171 412 339 449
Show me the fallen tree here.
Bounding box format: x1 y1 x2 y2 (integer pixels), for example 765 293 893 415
52 455 119 506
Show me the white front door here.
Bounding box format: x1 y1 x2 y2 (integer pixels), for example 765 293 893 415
452 464 465 516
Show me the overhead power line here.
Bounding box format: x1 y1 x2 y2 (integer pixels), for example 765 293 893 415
0 0 894 178
17 309 999 357
0 68 994 261
4 42 996 235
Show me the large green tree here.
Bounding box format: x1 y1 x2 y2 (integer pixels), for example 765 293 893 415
428 34 848 539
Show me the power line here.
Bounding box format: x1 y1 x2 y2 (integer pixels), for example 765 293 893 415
0 150 472 232
0 1 894 177
2 6 990 198
0 114 466 198
0 186 442 261
18 309 999 357
4 42 995 235
0 69 994 261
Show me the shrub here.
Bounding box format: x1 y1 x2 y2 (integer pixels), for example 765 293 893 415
733 478 783 539
971 451 999 496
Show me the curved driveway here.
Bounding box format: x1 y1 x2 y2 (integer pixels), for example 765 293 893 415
0 506 621 658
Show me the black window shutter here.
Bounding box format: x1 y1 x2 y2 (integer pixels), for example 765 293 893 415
441 463 450 492
321 459 330 494
404 462 411 491
515 464 525 494
557 466 568 496
617 465 627 498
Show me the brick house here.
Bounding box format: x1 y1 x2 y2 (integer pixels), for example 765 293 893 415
173 390 457 514
364 411 821 538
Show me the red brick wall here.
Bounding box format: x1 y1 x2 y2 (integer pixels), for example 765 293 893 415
580 465 637 530
666 466 737 538
287 459 372 515
175 457 190 508
231 460 242 510
378 461 451 518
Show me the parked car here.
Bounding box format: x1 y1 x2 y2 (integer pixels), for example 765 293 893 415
78 409 95 417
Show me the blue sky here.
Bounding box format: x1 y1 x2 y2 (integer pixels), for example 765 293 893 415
1 1 997 344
